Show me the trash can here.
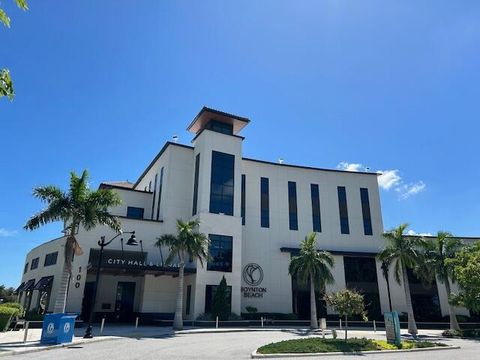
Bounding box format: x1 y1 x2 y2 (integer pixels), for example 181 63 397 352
40 313 77 345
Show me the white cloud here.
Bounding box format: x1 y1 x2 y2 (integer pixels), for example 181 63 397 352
377 170 402 190
336 162 365 172
336 162 425 200
398 181 426 200
0 228 18 237
407 229 433 236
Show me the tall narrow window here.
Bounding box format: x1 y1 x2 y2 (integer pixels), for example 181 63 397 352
311 184 322 232
260 177 269 228
156 167 164 220
241 174 246 225
192 154 200 216
148 181 152 192
209 151 235 216
151 174 157 220
186 285 192 315
360 188 373 235
337 186 350 234
288 181 298 230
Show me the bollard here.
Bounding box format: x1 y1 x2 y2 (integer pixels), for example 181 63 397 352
215 316 219 329
100 317 105 334
339 318 342 329
23 321 29 343
373 320 376 333
261 316 264 328
135 317 139 329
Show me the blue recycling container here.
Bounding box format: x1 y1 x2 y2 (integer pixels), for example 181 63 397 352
40 313 77 345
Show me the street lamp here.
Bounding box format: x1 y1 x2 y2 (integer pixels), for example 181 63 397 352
83 231 137 338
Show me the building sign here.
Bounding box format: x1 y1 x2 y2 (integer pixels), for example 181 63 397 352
241 263 267 298
384 311 401 346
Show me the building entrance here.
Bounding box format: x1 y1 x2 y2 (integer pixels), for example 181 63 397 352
115 282 136 322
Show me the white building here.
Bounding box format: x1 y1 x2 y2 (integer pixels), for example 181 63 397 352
18 107 475 323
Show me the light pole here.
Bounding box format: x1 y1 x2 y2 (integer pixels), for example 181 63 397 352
381 260 393 312
83 231 138 338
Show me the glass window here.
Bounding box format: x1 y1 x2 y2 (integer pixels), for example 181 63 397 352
192 154 200 216
207 234 233 272
126 206 144 219
209 151 235 216
311 184 322 232
24 262 29 274
205 119 233 135
205 284 232 314
260 177 269 228
241 174 246 225
156 167 164 220
360 188 373 235
288 181 298 230
151 173 158 220
44 252 58 267
337 186 350 234
30 257 39 270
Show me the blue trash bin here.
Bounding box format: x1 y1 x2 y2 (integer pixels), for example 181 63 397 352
40 313 77 345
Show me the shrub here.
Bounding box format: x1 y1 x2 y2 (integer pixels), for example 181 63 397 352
1 302 23 313
212 276 230 321
0 306 20 332
245 306 257 314
228 313 242 321
196 313 213 321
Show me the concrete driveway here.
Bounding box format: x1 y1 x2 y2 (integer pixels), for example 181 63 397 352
1 329 478 360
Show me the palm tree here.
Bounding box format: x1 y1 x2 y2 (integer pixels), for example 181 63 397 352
288 232 334 329
377 223 425 336
421 231 463 331
156 219 209 330
24 170 122 313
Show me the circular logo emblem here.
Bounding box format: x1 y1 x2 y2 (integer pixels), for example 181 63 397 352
47 322 55 334
63 322 71 333
243 263 264 286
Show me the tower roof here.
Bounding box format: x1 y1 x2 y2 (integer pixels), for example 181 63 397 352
187 106 250 135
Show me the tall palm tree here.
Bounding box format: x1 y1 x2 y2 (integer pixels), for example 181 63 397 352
288 232 334 329
421 231 463 331
156 219 209 330
377 223 425 336
24 170 122 313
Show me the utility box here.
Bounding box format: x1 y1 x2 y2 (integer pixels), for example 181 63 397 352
40 313 77 345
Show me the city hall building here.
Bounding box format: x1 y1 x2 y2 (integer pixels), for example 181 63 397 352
18 107 473 323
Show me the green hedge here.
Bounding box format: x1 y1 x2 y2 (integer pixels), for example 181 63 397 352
0 306 20 332
0 302 23 312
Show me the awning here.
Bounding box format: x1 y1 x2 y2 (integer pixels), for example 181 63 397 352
19 279 35 292
15 282 25 294
33 276 53 291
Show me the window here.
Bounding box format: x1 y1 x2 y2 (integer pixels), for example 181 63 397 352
209 151 235 216
337 186 350 234
186 285 192 315
44 252 58 267
192 154 200 216
241 174 246 225
207 234 233 272
151 173 158 220
126 206 144 219
360 188 373 235
311 184 322 232
288 181 298 230
30 257 39 270
148 181 152 192
205 119 233 135
24 262 29 274
260 177 269 228
156 167 164 220
205 284 232 313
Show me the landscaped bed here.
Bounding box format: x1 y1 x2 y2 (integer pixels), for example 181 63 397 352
256 338 446 354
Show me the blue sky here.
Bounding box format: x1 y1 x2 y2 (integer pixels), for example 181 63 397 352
1 1 479 287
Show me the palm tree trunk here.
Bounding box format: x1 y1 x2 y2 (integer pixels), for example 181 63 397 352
444 279 460 331
402 266 418 336
309 273 318 329
173 254 185 330
53 266 70 313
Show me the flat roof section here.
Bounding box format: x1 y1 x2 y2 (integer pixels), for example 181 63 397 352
187 106 250 135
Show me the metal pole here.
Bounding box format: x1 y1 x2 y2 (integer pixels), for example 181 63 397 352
100 317 105 334
23 321 29 343
216 316 219 329
84 238 105 338
261 316 264 328
135 317 139 329
373 320 376 333
339 318 342 329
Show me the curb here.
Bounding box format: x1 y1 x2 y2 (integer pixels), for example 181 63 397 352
251 345 461 358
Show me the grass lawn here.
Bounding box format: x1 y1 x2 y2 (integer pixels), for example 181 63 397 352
257 337 446 354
